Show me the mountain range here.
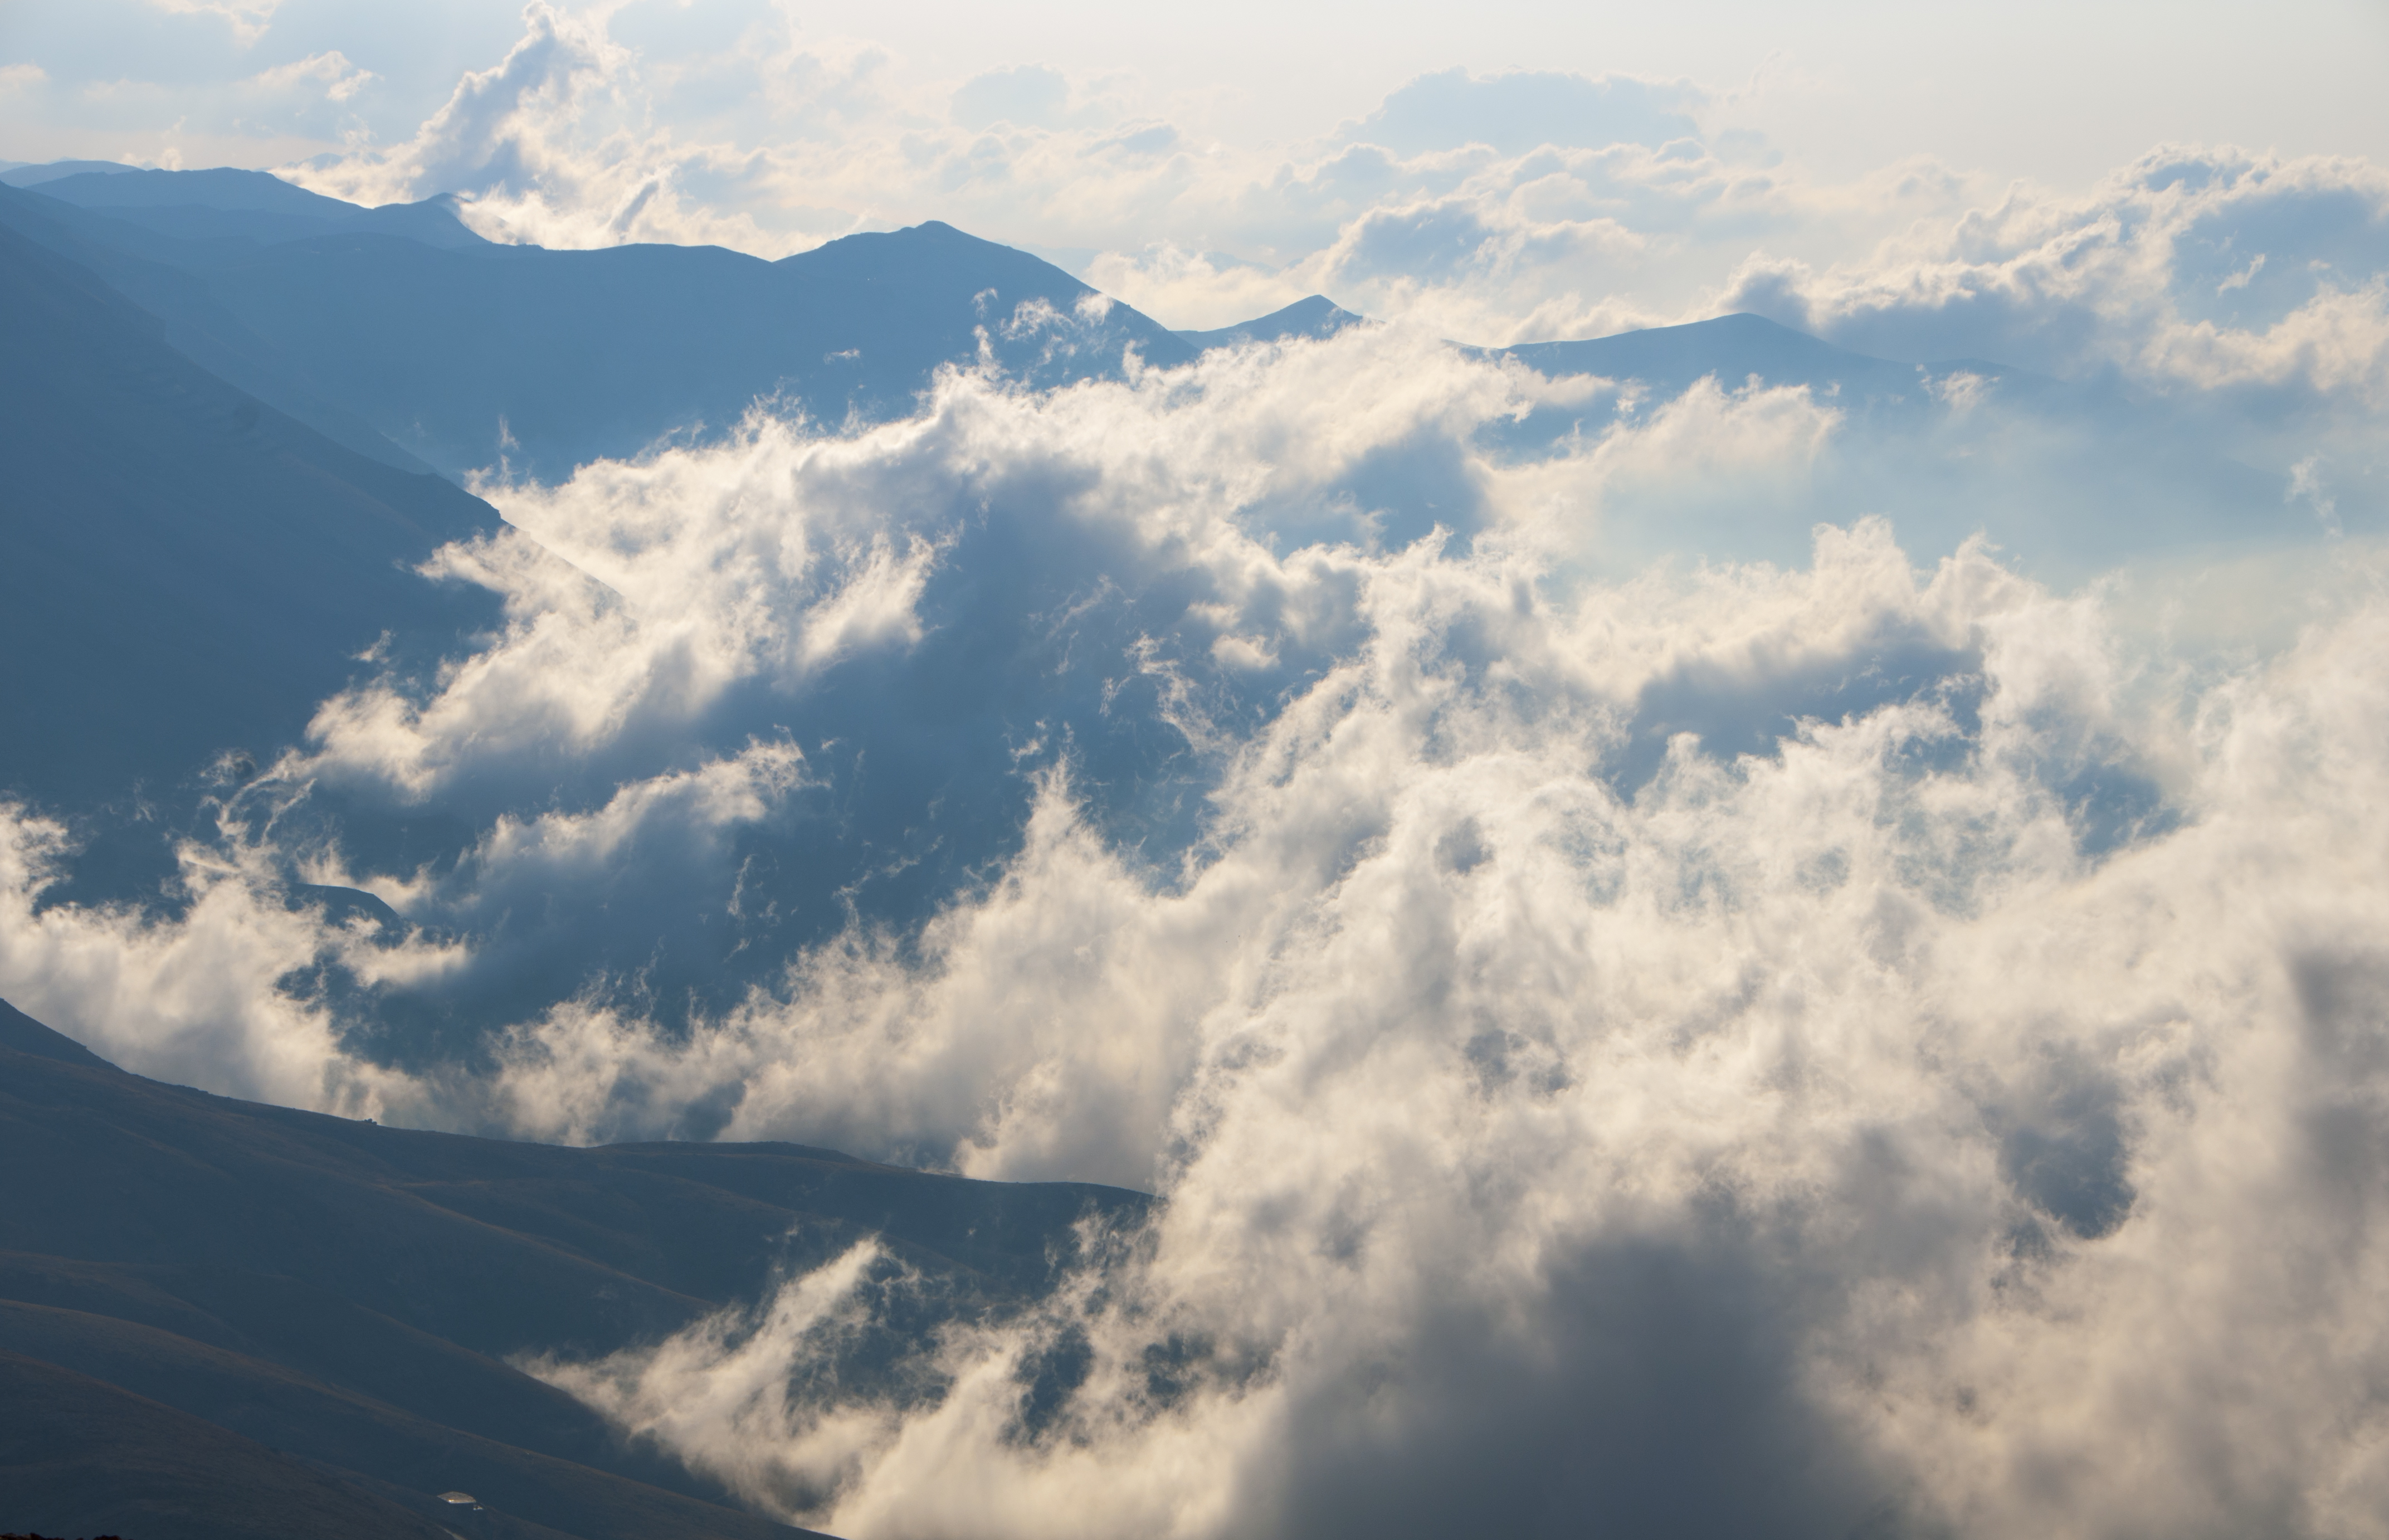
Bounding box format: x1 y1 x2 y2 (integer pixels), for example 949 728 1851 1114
0 163 2264 818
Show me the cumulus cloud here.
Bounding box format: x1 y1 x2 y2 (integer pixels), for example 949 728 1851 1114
1720 146 2389 409
7 297 2389 1537
265 8 1830 333
501 497 2389 1538
286 1 771 250
8 9 2389 1532
0 801 454 1114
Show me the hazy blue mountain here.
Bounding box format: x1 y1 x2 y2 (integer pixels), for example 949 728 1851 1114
0 217 503 816
187 217 1194 482
30 165 491 252
4 168 1197 484
0 170 1210 998
1176 293 1367 350
0 158 139 188
36 165 399 215
0 182 442 472
0 995 1139 1540
1501 310 2032 408
1488 311 2293 572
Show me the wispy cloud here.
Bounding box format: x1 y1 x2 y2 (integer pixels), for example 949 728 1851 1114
146 0 282 47
246 50 376 104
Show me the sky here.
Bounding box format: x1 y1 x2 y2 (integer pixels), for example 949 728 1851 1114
8 3 2389 1536
4 0 2387 332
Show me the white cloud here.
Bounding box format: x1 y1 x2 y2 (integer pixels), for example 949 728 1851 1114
0 9 2381 1533
6 293 2389 1536
145 0 281 47
246 50 376 104
1719 146 2389 407
265 11 1840 331
0 801 457 1114
505 508 2389 1538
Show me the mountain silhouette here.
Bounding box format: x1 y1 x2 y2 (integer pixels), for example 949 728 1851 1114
23 167 489 253
0 158 140 188
12 168 1197 484
1500 310 2027 407
1176 294 1366 350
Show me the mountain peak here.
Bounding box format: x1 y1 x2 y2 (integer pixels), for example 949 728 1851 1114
1175 294 1367 350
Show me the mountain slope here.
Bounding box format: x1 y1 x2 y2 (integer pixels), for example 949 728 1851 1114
0 1306 794 1540
0 1349 452 1540
0 182 447 473
1486 310 2285 572
0 216 503 810
0 997 1143 1539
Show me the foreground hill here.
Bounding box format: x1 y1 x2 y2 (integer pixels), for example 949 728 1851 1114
0 998 1142 1538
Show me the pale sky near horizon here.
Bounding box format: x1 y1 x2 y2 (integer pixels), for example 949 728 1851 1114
3 0 2387 342
4 0 2386 189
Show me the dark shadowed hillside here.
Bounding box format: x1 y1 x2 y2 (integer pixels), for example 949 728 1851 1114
0 218 504 811
0 996 1144 1539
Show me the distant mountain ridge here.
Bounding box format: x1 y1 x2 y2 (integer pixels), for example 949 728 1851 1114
0 158 142 188
1 162 2071 487
28 165 490 252
6 166 1198 484
1498 309 2040 409
1176 293 1366 350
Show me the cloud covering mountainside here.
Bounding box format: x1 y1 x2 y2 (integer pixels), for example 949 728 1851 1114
1 14 2387 1532
0 153 2386 1535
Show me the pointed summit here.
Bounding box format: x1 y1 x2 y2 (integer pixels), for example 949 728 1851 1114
1175 294 1366 350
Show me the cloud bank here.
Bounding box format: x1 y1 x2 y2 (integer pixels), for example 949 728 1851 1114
3 284 2388 1531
